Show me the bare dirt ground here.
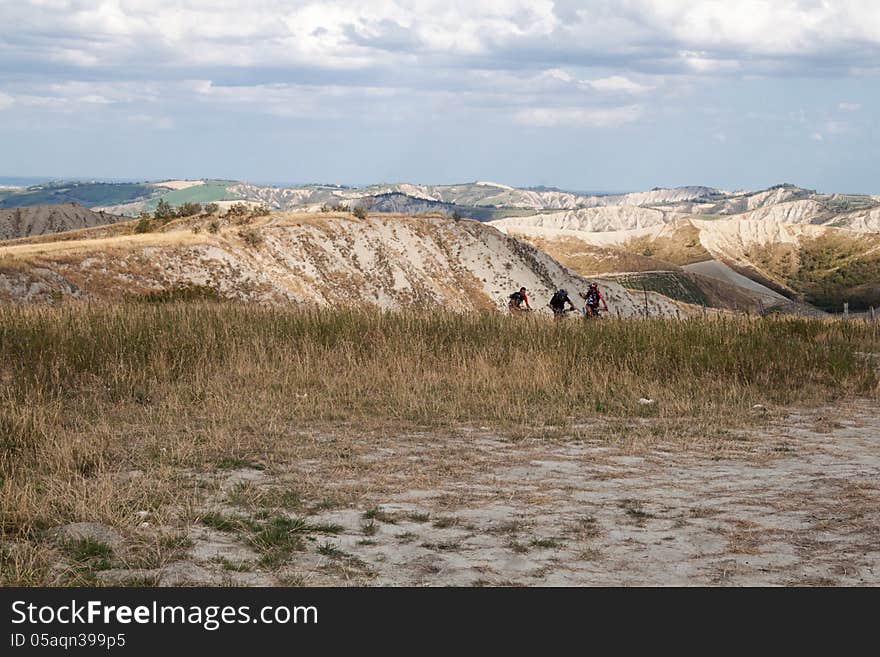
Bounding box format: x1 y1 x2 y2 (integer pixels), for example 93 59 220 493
97 401 879 587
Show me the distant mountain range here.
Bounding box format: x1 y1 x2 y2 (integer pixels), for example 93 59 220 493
1 178 878 312
2 177 878 220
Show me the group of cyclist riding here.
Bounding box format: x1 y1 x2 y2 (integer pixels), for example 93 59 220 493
508 282 609 318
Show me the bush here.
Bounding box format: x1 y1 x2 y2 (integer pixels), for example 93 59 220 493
176 202 203 218
203 203 220 215
134 217 152 234
153 199 175 221
238 228 263 247
250 205 270 218
207 220 220 234
225 203 249 219
352 206 368 220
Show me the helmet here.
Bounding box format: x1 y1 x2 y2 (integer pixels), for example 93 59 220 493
558 289 567 296
589 282 598 288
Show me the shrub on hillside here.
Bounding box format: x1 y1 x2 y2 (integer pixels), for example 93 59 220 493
238 228 263 247
352 206 367 220
153 199 175 221
225 203 249 219
176 202 203 217
134 216 152 234
203 203 220 214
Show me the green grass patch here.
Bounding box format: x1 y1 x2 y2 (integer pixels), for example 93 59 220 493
317 542 345 558
68 538 113 561
613 271 710 306
363 506 397 523
215 456 263 470
153 181 238 207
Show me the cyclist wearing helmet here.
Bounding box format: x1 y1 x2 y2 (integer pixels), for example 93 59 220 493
579 282 609 317
548 288 577 316
508 286 532 313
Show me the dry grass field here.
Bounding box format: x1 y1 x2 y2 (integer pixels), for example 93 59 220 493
1 304 878 585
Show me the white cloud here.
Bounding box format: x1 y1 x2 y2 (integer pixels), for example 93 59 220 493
583 76 652 94
811 132 824 141
514 104 643 127
1 1 879 145
3 1 880 78
543 68 575 84
839 102 862 111
676 51 742 74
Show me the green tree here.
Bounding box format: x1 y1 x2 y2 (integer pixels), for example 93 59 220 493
154 199 175 221
176 202 203 217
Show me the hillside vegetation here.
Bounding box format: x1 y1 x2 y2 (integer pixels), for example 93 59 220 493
0 182 153 209
149 181 237 208
748 233 880 311
609 271 710 307
622 222 711 266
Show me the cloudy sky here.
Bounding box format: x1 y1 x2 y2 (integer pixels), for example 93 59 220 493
1 1 879 192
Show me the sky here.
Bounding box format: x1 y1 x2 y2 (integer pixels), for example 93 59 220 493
1 1 879 193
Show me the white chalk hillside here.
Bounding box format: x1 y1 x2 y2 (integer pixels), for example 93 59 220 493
691 217 827 260
0 213 683 316
837 206 880 233
489 194 879 257
588 186 727 208
491 206 680 234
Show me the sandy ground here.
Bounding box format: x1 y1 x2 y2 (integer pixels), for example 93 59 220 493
97 400 880 587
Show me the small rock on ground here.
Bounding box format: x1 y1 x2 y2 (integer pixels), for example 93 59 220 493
157 561 221 586
52 522 124 548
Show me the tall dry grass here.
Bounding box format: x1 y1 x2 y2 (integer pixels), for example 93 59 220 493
1 303 878 583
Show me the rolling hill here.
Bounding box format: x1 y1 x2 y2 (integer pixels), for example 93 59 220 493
0 210 684 316
0 203 124 241
2 178 877 312
490 189 880 312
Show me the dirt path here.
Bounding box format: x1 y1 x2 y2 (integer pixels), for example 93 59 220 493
100 402 879 586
